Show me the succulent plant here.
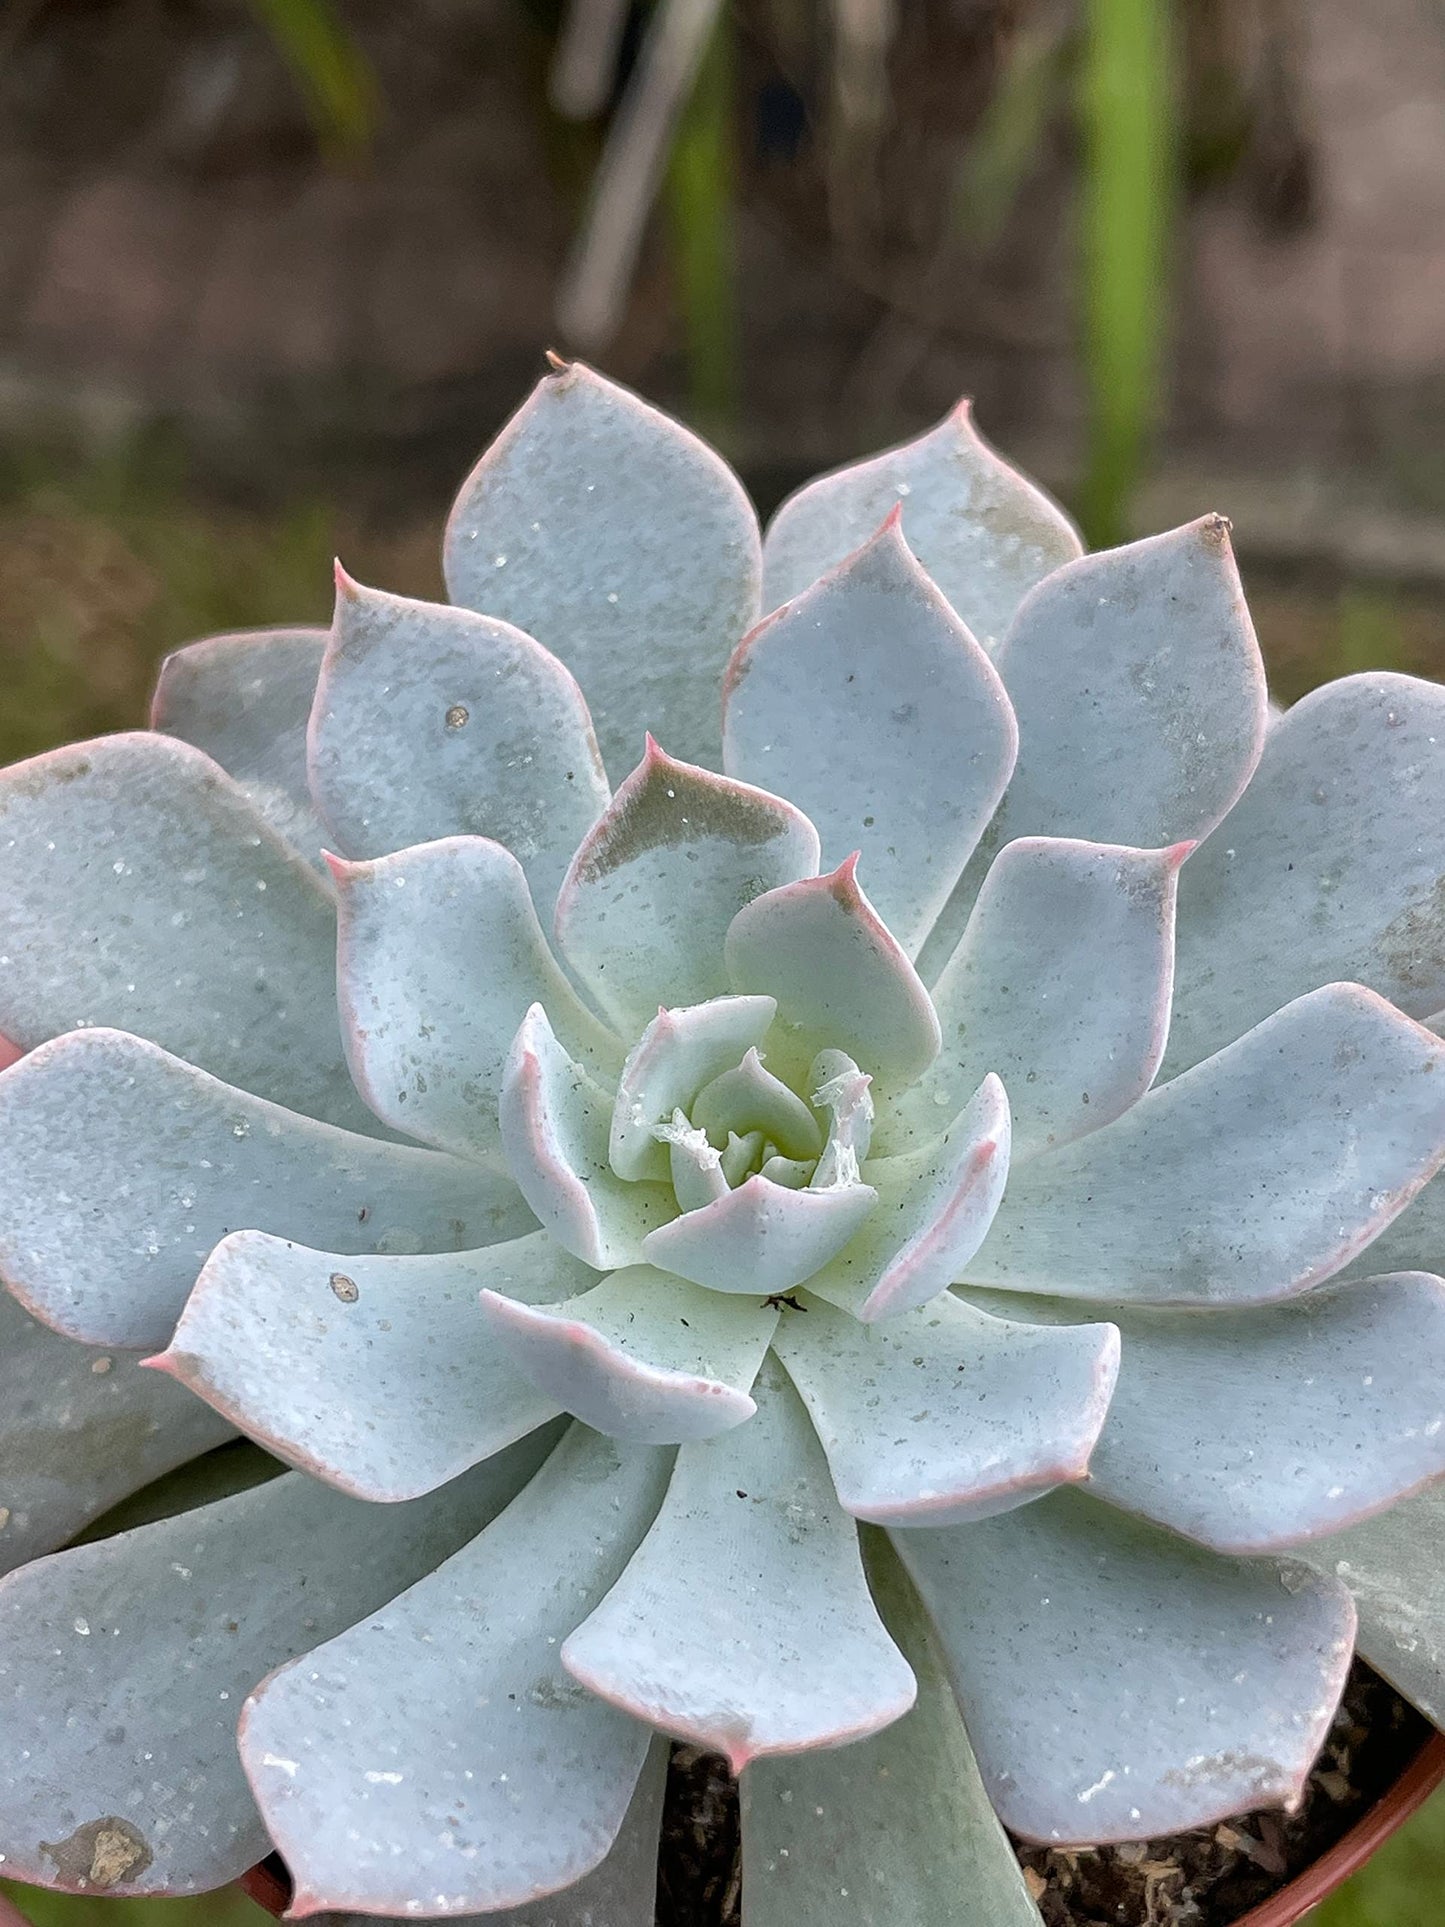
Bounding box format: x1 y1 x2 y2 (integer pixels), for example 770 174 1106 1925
2 363 1445 1927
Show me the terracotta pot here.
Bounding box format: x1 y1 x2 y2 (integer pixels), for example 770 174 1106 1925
233 1730 1445 1926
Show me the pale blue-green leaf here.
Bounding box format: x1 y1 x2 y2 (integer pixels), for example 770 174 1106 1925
150 627 329 866
894 1488 1356 1844
241 1425 670 1918
157 1231 587 1501
609 996 776 1181
500 1004 675 1268
964 985 1445 1305
554 739 820 1033
0 732 381 1135
725 516 1018 954
893 837 1185 1160
444 361 762 778
760 401 1081 649
1337 1163 1445 1280
332 837 622 1161
658 1111 729 1211
315 1743 669 1927
691 1047 822 1161
562 1361 915 1771
740 1534 1046 1927
310 577 610 916
0 1028 529 1352
0 1285 234 1578
775 1292 1117 1527
1296 1482 1445 1728
480 1264 778 1443
640 1172 877 1296
725 858 941 1092
1167 673 1445 1074
986 519 1267 855
1068 1272 1445 1552
807 1077 1010 1322
0 1441 548 1896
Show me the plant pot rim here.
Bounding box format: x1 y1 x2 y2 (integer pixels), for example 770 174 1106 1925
234 1730 1445 1927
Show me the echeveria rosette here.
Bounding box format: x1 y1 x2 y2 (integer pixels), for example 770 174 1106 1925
0 367 1442 1925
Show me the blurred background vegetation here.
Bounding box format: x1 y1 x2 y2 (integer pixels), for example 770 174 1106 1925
2 0 1445 1922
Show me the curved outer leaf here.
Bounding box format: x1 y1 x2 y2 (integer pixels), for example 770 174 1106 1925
332 838 622 1161
641 1173 877 1296
1337 1164 1445 1280
1297 1482 1445 1728
0 732 381 1135
775 1293 1118 1528
241 1426 671 1919
0 1029 529 1352
500 1005 674 1268
609 996 777 1181
965 985 1445 1306
740 1535 1047 1927
1168 673 1445 1074
443 362 762 779
554 739 820 1033
894 837 1186 1160
984 516 1268 856
760 401 1081 649
807 1077 1011 1322
0 1440 550 1897
310 578 610 916
480 1264 778 1444
150 627 329 865
724 857 941 1092
1070 1273 1445 1552
893 1488 1357 1845
562 1362 916 1772
724 516 1018 955
0 1285 234 1579
156 1231 590 1501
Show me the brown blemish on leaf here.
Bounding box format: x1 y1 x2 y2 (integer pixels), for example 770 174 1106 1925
6 1408 162 1486
572 750 788 884
1375 876 1445 998
41 1816 153 1889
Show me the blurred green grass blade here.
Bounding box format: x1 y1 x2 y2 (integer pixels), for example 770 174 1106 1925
2 1884 268 1924
246 0 378 161
1075 0 1176 549
664 5 738 434
950 16 1068 250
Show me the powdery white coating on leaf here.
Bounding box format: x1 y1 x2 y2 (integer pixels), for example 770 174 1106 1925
0 1284 234 1579
0 731 382 1136
1081 1272 1445 1553
500 1005 675 1268
561 1361 916 1771
332 837 622 1162
241 1426 670 1919
724 516 1019 955
0 1444 547 1896
724 857 942 1092
761 401 1081 650
150 627 330 869
1168 672 1445 1074
965 984 1445 1306
894 1487 1357 1845
608 995 776 1181
480 1264 778 1444
158 1231 587 1501
775 1292 1118 1528
0 1029 530 1353
554 738 820 1034
444 363 762 780
1296 1481 1445 1729
640 1173 877 1296
806 1076 1011 1322
892 837 1186 1161
740 1538 1047 1927
310 577 610 917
